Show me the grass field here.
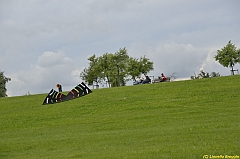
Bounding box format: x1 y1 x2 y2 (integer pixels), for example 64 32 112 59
0 76 239 159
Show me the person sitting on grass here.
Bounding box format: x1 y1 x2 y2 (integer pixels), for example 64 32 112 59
134 76 143 85
142 75 151 84
160 73 167 82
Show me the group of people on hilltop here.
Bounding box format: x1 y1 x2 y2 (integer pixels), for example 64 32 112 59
134 75 151 85
134 73 167 85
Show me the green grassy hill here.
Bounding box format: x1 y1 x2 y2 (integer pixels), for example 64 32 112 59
1 76 239 159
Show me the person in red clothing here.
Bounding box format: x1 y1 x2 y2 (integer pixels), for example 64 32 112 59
161 73 166 82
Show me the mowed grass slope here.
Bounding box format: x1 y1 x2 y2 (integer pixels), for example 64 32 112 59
0 76 239 159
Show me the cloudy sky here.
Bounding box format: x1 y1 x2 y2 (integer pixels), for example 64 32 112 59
1 0 240 96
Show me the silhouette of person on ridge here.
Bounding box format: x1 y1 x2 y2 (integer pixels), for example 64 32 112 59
56 84 62 92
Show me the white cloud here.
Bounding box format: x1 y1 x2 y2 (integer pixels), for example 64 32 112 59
129 41 209 78
6 51 82 96
37 51 71 67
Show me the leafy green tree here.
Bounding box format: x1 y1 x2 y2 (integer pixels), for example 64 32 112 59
112 48 129 86
80 48 154 87
214 40 240 75
80 54 104 86
128 56 154 81
138 56 154 75
0 71 11 97
98 53 115 87
128 57 141 81
80 67 92 84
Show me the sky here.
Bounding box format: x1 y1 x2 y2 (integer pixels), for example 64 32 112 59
1 0 240 96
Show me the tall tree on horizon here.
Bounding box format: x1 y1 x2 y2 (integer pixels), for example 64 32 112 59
128 56 154 82
80 48 154 87
0 71 11 97
215 40 240 75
